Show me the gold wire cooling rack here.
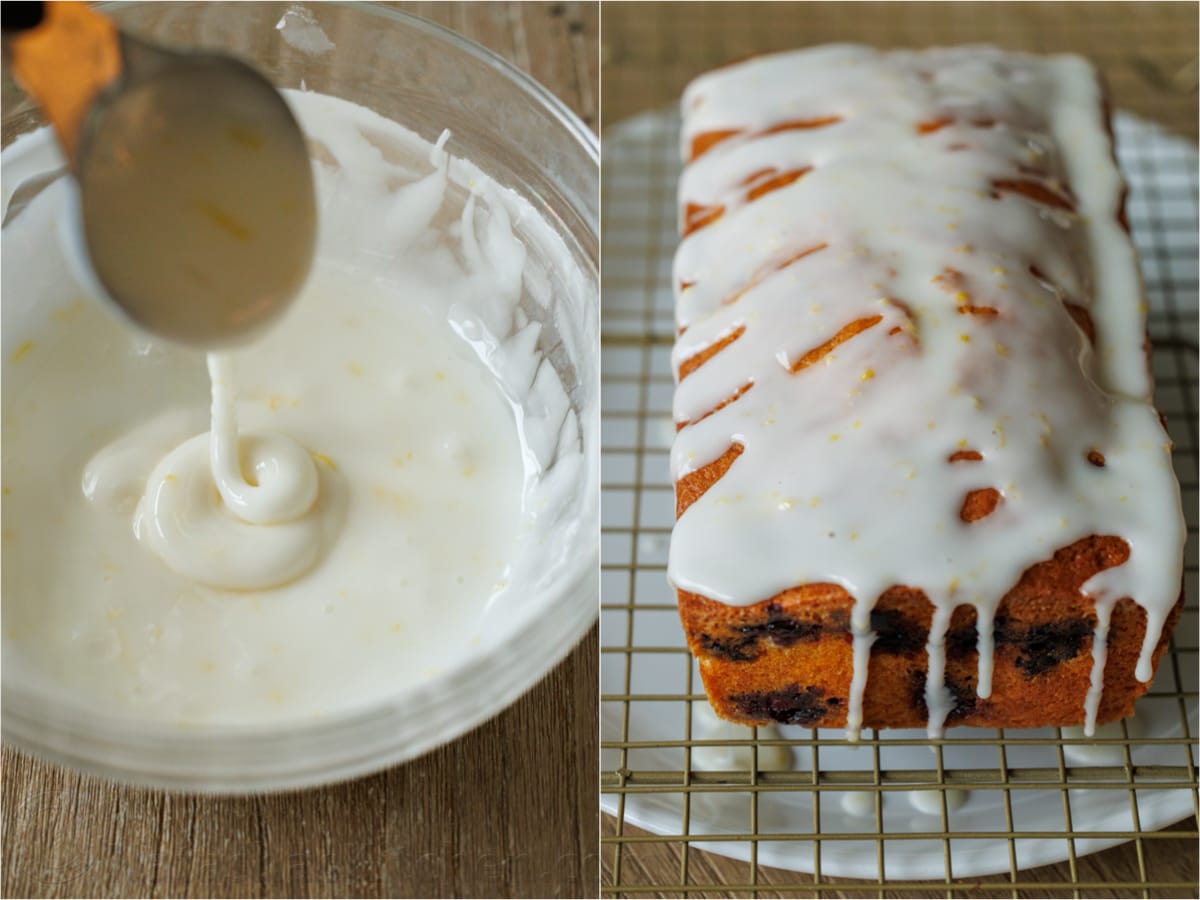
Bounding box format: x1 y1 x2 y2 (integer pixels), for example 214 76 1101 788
598 8 1199 894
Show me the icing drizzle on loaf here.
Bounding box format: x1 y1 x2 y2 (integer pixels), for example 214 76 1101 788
669 45 1185 739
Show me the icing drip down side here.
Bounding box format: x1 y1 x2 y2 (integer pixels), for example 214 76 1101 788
669 46 1185 738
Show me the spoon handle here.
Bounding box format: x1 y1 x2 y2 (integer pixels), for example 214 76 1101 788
6 1 122 164
1 2 45 33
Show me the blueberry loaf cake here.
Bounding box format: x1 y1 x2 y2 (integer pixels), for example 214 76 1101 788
669 46 1185 738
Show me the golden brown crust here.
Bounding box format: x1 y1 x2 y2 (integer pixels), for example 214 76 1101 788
679 325 745 380
960 487 1002 523
676 443 743 518
673 489 1178 730
678 535 1183 729
689 117 842 164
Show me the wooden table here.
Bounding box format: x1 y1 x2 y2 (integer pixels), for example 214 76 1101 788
601 1 1197 139
1 3 598 898
599 3 1198 897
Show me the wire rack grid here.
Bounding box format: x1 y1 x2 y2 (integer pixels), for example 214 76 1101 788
598 100 1199 898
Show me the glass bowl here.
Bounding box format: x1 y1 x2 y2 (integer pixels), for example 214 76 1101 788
1 1 598 792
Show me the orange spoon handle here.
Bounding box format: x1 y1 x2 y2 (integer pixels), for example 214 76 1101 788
9 0 122 164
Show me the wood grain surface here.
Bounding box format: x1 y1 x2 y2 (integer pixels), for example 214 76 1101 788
601 1 1198 140
599 2 1198 897
601 817 1200 900
1 3 599 899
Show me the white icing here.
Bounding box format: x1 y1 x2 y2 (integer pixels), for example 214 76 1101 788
923 606 956 738
123 352 346 591
910 788 968 814
670 46 1184 738
1082 596 1116 736
2 90 590 724
840 791 877 817
691 701 793 771
1062 718 1142 763
205 354 319 526
846 600 875 738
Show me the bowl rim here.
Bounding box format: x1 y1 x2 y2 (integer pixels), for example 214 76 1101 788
2 0 599 792
102 0 600 163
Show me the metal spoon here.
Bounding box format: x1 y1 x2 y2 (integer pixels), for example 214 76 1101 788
4 1 316 348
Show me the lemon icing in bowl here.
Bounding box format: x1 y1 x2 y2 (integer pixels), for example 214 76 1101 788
2 89 588 728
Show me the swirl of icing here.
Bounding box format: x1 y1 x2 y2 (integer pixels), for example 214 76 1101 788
207 355 318 524
132 354 337 591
